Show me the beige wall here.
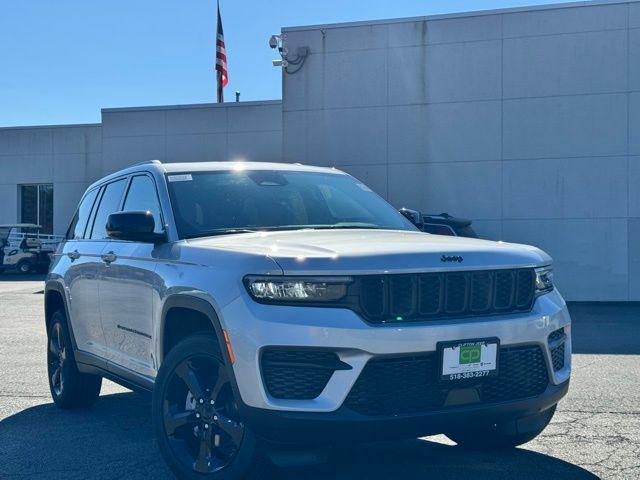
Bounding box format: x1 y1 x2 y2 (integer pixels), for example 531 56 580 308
0 101 283 235
281 0 639 301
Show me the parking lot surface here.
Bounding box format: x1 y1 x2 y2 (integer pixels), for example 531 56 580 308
0 275 638 479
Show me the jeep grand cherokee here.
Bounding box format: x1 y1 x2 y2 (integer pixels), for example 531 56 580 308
45 161 570 479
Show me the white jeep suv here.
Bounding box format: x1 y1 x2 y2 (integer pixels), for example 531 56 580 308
45 161 571 479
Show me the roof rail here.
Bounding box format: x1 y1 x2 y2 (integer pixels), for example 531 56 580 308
131 159 162 167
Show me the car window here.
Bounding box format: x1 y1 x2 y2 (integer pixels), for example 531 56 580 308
318 184 371 220
166 170 416 239
85 186 104 239
66 188 99 240
89 179 127 239
122 175 164 233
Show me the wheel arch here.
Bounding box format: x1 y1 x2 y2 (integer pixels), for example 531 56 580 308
159 294 244 407
44 282 75 345
159 295 230 366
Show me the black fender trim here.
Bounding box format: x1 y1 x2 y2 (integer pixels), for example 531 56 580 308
160 295 244 403
44 281 79 351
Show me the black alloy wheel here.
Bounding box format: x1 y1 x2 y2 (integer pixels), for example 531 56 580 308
162 353 245 474
46 310 102 409
48 321 66 397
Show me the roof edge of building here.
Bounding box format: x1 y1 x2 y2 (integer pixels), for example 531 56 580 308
102 99 282 114
0 122 101 132
282 0 638 32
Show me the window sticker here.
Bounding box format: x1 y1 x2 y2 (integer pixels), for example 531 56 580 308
168 174 193 182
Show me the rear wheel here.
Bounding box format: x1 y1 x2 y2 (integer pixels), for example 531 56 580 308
47 310 102 408
17 259 32 274
152 333 262 479
447 405 556 450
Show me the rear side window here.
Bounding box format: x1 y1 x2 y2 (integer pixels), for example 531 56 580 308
122 175 164 233
66 188 99 240
89 179 127 239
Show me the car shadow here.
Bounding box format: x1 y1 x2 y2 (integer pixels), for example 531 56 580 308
0 392 597 480
567 302 640 354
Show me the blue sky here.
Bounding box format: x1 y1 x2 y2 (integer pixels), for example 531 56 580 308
1 0 564 127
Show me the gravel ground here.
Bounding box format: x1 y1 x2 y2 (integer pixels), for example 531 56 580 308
0 275 638 479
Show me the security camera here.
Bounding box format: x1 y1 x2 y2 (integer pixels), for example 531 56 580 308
268 35 280 49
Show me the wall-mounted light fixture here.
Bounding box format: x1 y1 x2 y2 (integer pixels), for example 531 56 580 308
269 34 309 74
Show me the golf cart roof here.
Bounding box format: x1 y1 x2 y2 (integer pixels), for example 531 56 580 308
0 224 41 229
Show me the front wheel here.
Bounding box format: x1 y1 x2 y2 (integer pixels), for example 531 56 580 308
152 333 261 479
447 405 556 450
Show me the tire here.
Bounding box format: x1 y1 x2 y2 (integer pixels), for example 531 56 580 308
17 259 32 274
152 333 264 479
447 405 556 450
47 310 102 409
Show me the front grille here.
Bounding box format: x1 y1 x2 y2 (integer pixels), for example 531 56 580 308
261 349 346 400
354 268 535 323
344 345 549 416
548 328 566 371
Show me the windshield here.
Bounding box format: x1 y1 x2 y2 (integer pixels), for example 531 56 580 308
166 169 416 239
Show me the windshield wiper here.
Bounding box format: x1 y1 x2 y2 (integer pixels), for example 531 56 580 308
184 228 260 239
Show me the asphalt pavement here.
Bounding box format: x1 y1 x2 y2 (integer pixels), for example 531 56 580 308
0 274 638 479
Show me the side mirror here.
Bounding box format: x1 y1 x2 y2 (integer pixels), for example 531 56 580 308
399 208 424 229
106 211 166 243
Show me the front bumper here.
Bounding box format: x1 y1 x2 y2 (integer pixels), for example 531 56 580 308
223 288 571 413
240 379 569 444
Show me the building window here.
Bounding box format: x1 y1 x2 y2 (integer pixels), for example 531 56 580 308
20 184 54 234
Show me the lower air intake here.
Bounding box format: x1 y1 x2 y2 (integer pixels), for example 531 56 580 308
261 349 346 400
344 345 549 416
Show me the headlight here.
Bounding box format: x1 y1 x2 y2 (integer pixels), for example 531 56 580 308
535 266 554 296
244 276 352 303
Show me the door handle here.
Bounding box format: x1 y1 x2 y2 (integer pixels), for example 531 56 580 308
101 251 117 264
67 250 80 261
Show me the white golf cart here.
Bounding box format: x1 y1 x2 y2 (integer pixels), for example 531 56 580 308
0 224 61 275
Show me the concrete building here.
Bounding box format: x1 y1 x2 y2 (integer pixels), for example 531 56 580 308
0 0 637 300
0 101 282 237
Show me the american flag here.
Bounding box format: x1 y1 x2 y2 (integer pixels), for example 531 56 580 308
215 1 228 103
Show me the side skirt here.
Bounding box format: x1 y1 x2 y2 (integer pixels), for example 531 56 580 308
75 350 154 394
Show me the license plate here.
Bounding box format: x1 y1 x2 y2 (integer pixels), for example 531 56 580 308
438 338 499 381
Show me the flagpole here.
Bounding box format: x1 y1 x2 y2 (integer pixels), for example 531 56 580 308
215 0 226 103
216 0 221 103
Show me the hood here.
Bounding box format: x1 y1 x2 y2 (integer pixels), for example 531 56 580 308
187 229 551 275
